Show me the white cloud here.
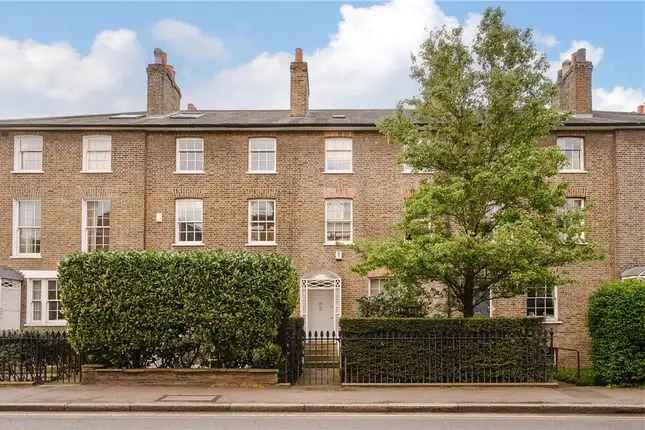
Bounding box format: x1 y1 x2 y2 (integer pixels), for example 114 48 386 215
153 19 226 61
191 0 459 109
534 32 558 49
593 87 644 112
0 29 144 118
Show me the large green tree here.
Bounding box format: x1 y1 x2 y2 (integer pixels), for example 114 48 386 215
354 8 599 317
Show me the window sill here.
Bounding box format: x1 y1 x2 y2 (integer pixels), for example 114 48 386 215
324 241 353 246
174 171 205 175
80 170 112 174
247 171 277 175
542 320 564 325
24 321 67 327
11 170 44 174
172 242 204 247
559 170 587 174
10 254 42 259
246 242 277 247
324 170 354 174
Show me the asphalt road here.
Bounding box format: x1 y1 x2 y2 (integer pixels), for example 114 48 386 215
1 412 643 430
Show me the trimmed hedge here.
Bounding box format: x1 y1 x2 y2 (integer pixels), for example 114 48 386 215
58 250 298 369
340 318 553 383
277 317 305 383
588 279 645 386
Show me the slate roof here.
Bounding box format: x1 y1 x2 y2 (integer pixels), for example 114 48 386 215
0 109 643 129
0 109 395 128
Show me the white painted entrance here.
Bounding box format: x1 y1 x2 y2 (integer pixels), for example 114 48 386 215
0 274 22 330
300 270 342 334
307 289 334 334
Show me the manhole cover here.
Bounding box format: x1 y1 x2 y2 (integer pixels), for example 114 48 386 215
156 394 221 402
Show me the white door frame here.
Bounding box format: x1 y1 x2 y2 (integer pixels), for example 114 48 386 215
300 275 342 334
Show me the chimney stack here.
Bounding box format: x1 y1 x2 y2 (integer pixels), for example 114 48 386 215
147 48 181 116
290 48 309 117
555 48 593 115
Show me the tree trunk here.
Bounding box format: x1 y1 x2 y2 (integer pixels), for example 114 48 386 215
462 275 475 318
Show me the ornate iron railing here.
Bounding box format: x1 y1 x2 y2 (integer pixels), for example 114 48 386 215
0 330 81 384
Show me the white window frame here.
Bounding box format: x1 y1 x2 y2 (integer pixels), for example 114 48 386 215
82 135 112 173
12 135 43 173
324 199 353 245
11 200 41 258
561 197 586 243
247 199 277 246
174 199 204 246
248 138 277 174
175 137 205 174
368 278 387 297
526 285 558 322
81 200 111 252
557 137 585 173
23 271 66 326
324 138 353 174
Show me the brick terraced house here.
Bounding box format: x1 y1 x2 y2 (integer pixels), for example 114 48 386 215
0 47 643 365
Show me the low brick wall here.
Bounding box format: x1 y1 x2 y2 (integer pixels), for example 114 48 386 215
81 366 277 387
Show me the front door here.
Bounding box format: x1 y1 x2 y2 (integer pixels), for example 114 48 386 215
307 289 334 334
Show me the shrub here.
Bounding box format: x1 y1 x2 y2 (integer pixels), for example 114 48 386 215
588 279 645 386
554 368 600 386
340 318 553 383
277 317 304 383
58 250 298 369
357 282 431 317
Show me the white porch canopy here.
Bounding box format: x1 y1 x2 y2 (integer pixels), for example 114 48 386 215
621 266 645 280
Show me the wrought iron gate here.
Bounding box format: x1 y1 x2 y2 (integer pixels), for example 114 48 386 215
283 330 341 385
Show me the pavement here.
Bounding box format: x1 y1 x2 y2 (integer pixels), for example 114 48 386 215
2 412 644 430
0 383 643 415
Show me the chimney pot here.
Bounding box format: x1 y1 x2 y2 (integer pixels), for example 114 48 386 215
187 103 197 112
637 104 645 114
295 48 303 62
154 48 168 65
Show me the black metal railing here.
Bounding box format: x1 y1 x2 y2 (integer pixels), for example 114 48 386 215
281 329 554 385
0 331 81 384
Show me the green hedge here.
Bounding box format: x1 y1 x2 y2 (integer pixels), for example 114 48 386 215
588 279 645 386
340 318 553 383
277 317 305 383
58 250 298 369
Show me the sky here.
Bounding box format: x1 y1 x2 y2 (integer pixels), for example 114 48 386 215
0 1 642 118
